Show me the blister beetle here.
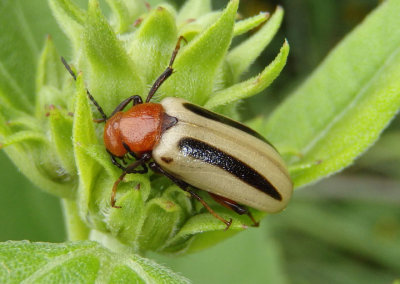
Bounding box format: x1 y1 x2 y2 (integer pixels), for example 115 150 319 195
62 36 293 229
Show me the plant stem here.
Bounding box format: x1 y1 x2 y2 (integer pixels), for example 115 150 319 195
90 230 140 255
61 198 90 240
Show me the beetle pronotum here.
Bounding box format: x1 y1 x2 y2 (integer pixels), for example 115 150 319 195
62 36 293 229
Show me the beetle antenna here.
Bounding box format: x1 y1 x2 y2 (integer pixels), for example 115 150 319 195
61 57 108 122
145 36 186 103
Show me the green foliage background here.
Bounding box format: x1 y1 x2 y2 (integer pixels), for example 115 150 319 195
0 0 399 283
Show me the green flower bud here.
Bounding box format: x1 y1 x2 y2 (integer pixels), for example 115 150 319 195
0 0 288 254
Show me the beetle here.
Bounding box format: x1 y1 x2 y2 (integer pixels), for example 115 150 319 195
61 36 293 229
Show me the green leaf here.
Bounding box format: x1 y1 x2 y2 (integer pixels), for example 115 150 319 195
106 0 147 34
0 0 37 113
49 107 76 174
178 12 221 43
138 197 186 251
0 113 74 198
35 36 67 117
105 182 148 248
0 130 47 148
36 36 65 92
36 86 67 119
0 68 32 114
0 115 41 132
82 144 118 178
205 40 289 109
163 214 239 254
128 5 178 90
48 0 86 51
233 12 269 36
163 206 264 254
0 241 190 283
263 0 400 187
177 0 212 25
79 144 155 248
83 0 144 115
136 185 193 252
72 73 100 220
227 6 284 80
161 0 239 104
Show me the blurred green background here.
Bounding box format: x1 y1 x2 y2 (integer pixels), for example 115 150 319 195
0 0 399 283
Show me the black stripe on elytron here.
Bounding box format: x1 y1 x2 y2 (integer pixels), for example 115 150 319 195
182 103 274 147
178 138 282 201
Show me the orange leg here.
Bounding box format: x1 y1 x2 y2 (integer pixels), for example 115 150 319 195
209 192 259 227
110 152 151 208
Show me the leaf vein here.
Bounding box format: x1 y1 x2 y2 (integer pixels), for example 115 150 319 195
302 45 400 156
15 1 39 57
20 247 98 283
0 61 31 108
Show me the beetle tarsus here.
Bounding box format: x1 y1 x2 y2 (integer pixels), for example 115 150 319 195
111 172 126 208
224 218 233 231
111 201 122 209
247 211 259 227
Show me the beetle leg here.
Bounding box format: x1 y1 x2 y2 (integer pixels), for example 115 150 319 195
209 192 259 227
109 95 143 118
111 172 126 208
61 57 108 121
145 36 187 103
126 163 148 174
122 142 138 160
189 190 232 230
93 118 106 123
107 150 126 171
148 162 232 230
111 153 151 208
